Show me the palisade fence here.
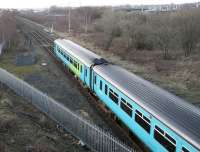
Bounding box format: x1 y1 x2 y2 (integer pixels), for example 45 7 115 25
0 68 136 152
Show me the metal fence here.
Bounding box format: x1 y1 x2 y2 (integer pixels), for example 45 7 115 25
0 68 136 152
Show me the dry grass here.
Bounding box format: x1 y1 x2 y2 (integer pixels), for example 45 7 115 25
27 144 56 152
0 119 17 132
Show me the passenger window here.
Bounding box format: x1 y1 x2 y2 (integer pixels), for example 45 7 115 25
166 133 176 145
70 58 73 64
77 63 79 70
120 98 132 117
182 147 190 152
74 61 78 68
105 84 108 95
154 125 176 152
100 80 102 90
94 76 96 84
109 89 118 104
80 65 82 73
135 110 151 133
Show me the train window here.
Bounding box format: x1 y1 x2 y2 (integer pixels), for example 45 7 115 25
70 58 73 64
85 69 87 77
155 126 164 134
136 110 142 117
80 65 82 73
77 63 79 70
135 110 151 133
154 125 176 152
143 116 151 124
182 147 190 152
109 89 118 104
100 80 102 90
66 56 69 61
105 84 108 95
127 102 132 109
120 98 132 117
94 76 96 84
73 62 77 68
166 133 176 145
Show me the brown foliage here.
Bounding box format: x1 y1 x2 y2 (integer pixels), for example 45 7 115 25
0 11 16 43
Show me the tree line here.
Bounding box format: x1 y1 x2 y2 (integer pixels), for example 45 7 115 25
95 8 200 59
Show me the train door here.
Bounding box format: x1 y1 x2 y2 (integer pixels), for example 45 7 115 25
84 65 90 87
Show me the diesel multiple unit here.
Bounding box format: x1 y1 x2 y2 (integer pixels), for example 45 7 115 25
53 39 200 152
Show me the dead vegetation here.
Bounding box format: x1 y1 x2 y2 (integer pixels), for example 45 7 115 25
25 143 56 152
0 10 17 49
0 119 17 133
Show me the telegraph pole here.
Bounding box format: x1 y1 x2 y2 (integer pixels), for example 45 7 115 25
85 13 88 33
68 7 71 33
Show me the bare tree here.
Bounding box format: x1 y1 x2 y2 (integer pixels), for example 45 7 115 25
0 11 16 49
149 13 176 59
176 9 200 56
121 14 153 51
98 10 122 50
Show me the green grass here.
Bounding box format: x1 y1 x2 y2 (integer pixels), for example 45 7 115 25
0 52 41 77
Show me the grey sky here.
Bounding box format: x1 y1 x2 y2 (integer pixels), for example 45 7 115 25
0 0 199 9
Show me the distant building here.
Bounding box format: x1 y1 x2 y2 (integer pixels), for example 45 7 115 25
114 2 200 13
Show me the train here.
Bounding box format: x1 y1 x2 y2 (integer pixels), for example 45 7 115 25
53 38 200 152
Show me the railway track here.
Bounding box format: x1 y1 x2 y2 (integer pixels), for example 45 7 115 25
17 17 146 152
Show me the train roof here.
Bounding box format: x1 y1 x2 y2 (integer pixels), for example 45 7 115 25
94 64 200 150
54 39 101 66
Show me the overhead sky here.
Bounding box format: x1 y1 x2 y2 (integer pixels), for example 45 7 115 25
0 0 199 9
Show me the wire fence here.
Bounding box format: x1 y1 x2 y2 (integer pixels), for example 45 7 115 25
0 68 136 152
